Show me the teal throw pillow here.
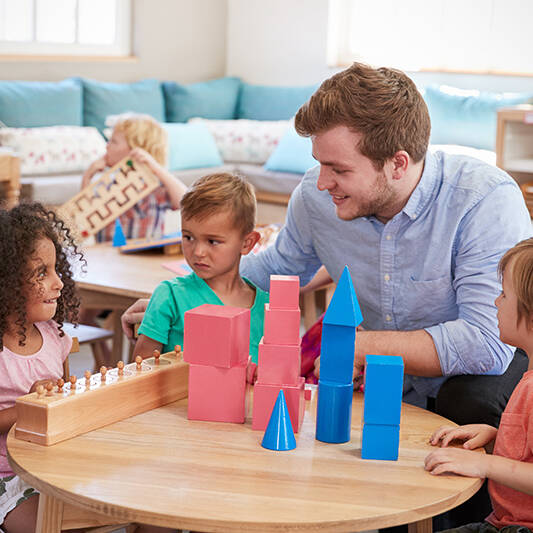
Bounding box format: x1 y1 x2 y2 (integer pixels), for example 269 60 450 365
0 78 82 127
237 83 318 121
424 85 533 150
162 77 241 123
162 122 223 171
264 126 316 174
82 78 165 132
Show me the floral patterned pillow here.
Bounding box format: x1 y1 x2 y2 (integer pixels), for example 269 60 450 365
189 118 290 164
0 126 106 175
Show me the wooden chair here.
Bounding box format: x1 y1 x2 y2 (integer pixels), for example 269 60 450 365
63 322 114 371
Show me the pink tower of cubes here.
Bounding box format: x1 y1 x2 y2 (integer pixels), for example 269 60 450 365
252 275 305 433
184 303 250 423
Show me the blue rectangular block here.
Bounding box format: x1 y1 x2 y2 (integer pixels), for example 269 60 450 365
320 324 355 385
361 423 400 460
363 354 404 425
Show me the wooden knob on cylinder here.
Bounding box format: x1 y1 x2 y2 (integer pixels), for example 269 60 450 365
36 385 45 398
69 375 77 388
100 366 107 381
135 355 142 371
117 360 124 376
57 378 65 393
153 349 160 364
46 382 54 396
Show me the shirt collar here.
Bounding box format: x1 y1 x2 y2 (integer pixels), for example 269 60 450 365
401 151 439 221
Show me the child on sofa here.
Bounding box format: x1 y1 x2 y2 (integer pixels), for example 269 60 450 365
81 114 187 241
425 237 533 533
133 172 269 365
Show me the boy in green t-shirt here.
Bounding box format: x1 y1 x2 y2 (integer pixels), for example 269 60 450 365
134 172 269 363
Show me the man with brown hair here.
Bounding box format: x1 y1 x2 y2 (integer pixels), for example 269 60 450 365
242 62 531 423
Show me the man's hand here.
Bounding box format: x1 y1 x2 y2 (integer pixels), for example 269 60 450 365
121 298 149 340
425 447 490 478
429 424 498 450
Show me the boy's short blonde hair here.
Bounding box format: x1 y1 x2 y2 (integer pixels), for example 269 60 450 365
180 173 256 235
114 115 168 166
499 237 533 328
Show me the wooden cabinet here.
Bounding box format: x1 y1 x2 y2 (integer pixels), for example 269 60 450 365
496 105 533 184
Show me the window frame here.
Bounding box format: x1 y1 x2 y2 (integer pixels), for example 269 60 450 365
0 0 132 58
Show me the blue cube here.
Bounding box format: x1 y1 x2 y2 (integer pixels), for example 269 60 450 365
361 423 400 460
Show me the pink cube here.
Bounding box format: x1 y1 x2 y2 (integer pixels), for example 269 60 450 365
188 362 247 423
257 337 301 386
184 304 250 368
269 275 300 310
263 304 301 346
252 377 305 432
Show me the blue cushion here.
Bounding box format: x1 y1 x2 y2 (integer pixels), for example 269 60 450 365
424 85 533 150
162 122 223 171
82 78 165 132
0 78 82 127
162 77 241 123
264 126 316 174
237 83 317 121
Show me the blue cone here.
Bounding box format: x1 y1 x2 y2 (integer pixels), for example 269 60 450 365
112 218 127 247
261 390 296 451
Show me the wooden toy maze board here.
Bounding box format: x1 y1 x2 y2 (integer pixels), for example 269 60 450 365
15 351 188 446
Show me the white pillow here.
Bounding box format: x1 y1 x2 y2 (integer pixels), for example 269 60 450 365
189 118 290 164
0 126 106 175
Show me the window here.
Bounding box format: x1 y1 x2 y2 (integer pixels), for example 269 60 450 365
328 0 533 75
0 0 131 57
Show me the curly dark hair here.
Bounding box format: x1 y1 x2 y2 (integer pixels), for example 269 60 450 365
0 202 86 349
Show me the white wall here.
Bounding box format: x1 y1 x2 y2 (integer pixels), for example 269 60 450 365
226 0 533 92
0 0 227 83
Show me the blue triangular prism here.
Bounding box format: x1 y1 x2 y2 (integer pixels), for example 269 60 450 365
112 218 127 247
261 390 296 451
323 266 363 327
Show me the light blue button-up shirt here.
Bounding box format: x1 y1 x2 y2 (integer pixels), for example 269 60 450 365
241 151 532 404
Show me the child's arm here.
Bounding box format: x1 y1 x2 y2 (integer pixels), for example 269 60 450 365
129 148 187 209
0 407 17 434
425 447 533 496
81 156 107 189
429 424 498 452
133 334 163 360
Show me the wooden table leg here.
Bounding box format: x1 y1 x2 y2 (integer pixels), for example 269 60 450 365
408 517 432 533
112 311 124 364
36 493 63 533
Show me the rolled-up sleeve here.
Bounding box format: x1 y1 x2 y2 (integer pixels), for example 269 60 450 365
426 183 532 376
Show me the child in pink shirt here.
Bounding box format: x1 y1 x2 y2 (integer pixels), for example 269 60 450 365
0 202 83 533
426 237 533 533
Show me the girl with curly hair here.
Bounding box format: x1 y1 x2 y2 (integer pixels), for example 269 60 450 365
0 202 84 533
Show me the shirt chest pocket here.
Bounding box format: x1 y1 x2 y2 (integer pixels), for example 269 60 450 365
401 275 457 325
495 412 528 461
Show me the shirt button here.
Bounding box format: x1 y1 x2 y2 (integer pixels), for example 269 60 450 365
384 274 390 282
412 214 417 220
385 314 392 322
386 234 392 240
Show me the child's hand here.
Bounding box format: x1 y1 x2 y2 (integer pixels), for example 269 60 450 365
129 148 157 171
82 157 106 188
429 424 497 450
29 379 54 393
424 447 489 478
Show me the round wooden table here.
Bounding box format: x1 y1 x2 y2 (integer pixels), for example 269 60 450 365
8 392 483 533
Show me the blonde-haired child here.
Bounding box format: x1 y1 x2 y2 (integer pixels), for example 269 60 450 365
82 114 187 241
0 202 84 533
134 172 269 364
425 237 533 533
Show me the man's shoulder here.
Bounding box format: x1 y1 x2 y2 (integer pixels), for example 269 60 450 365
437 152 518 196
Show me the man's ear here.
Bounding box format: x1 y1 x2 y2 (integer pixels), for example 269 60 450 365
390 150 409 180
241 230 261 255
